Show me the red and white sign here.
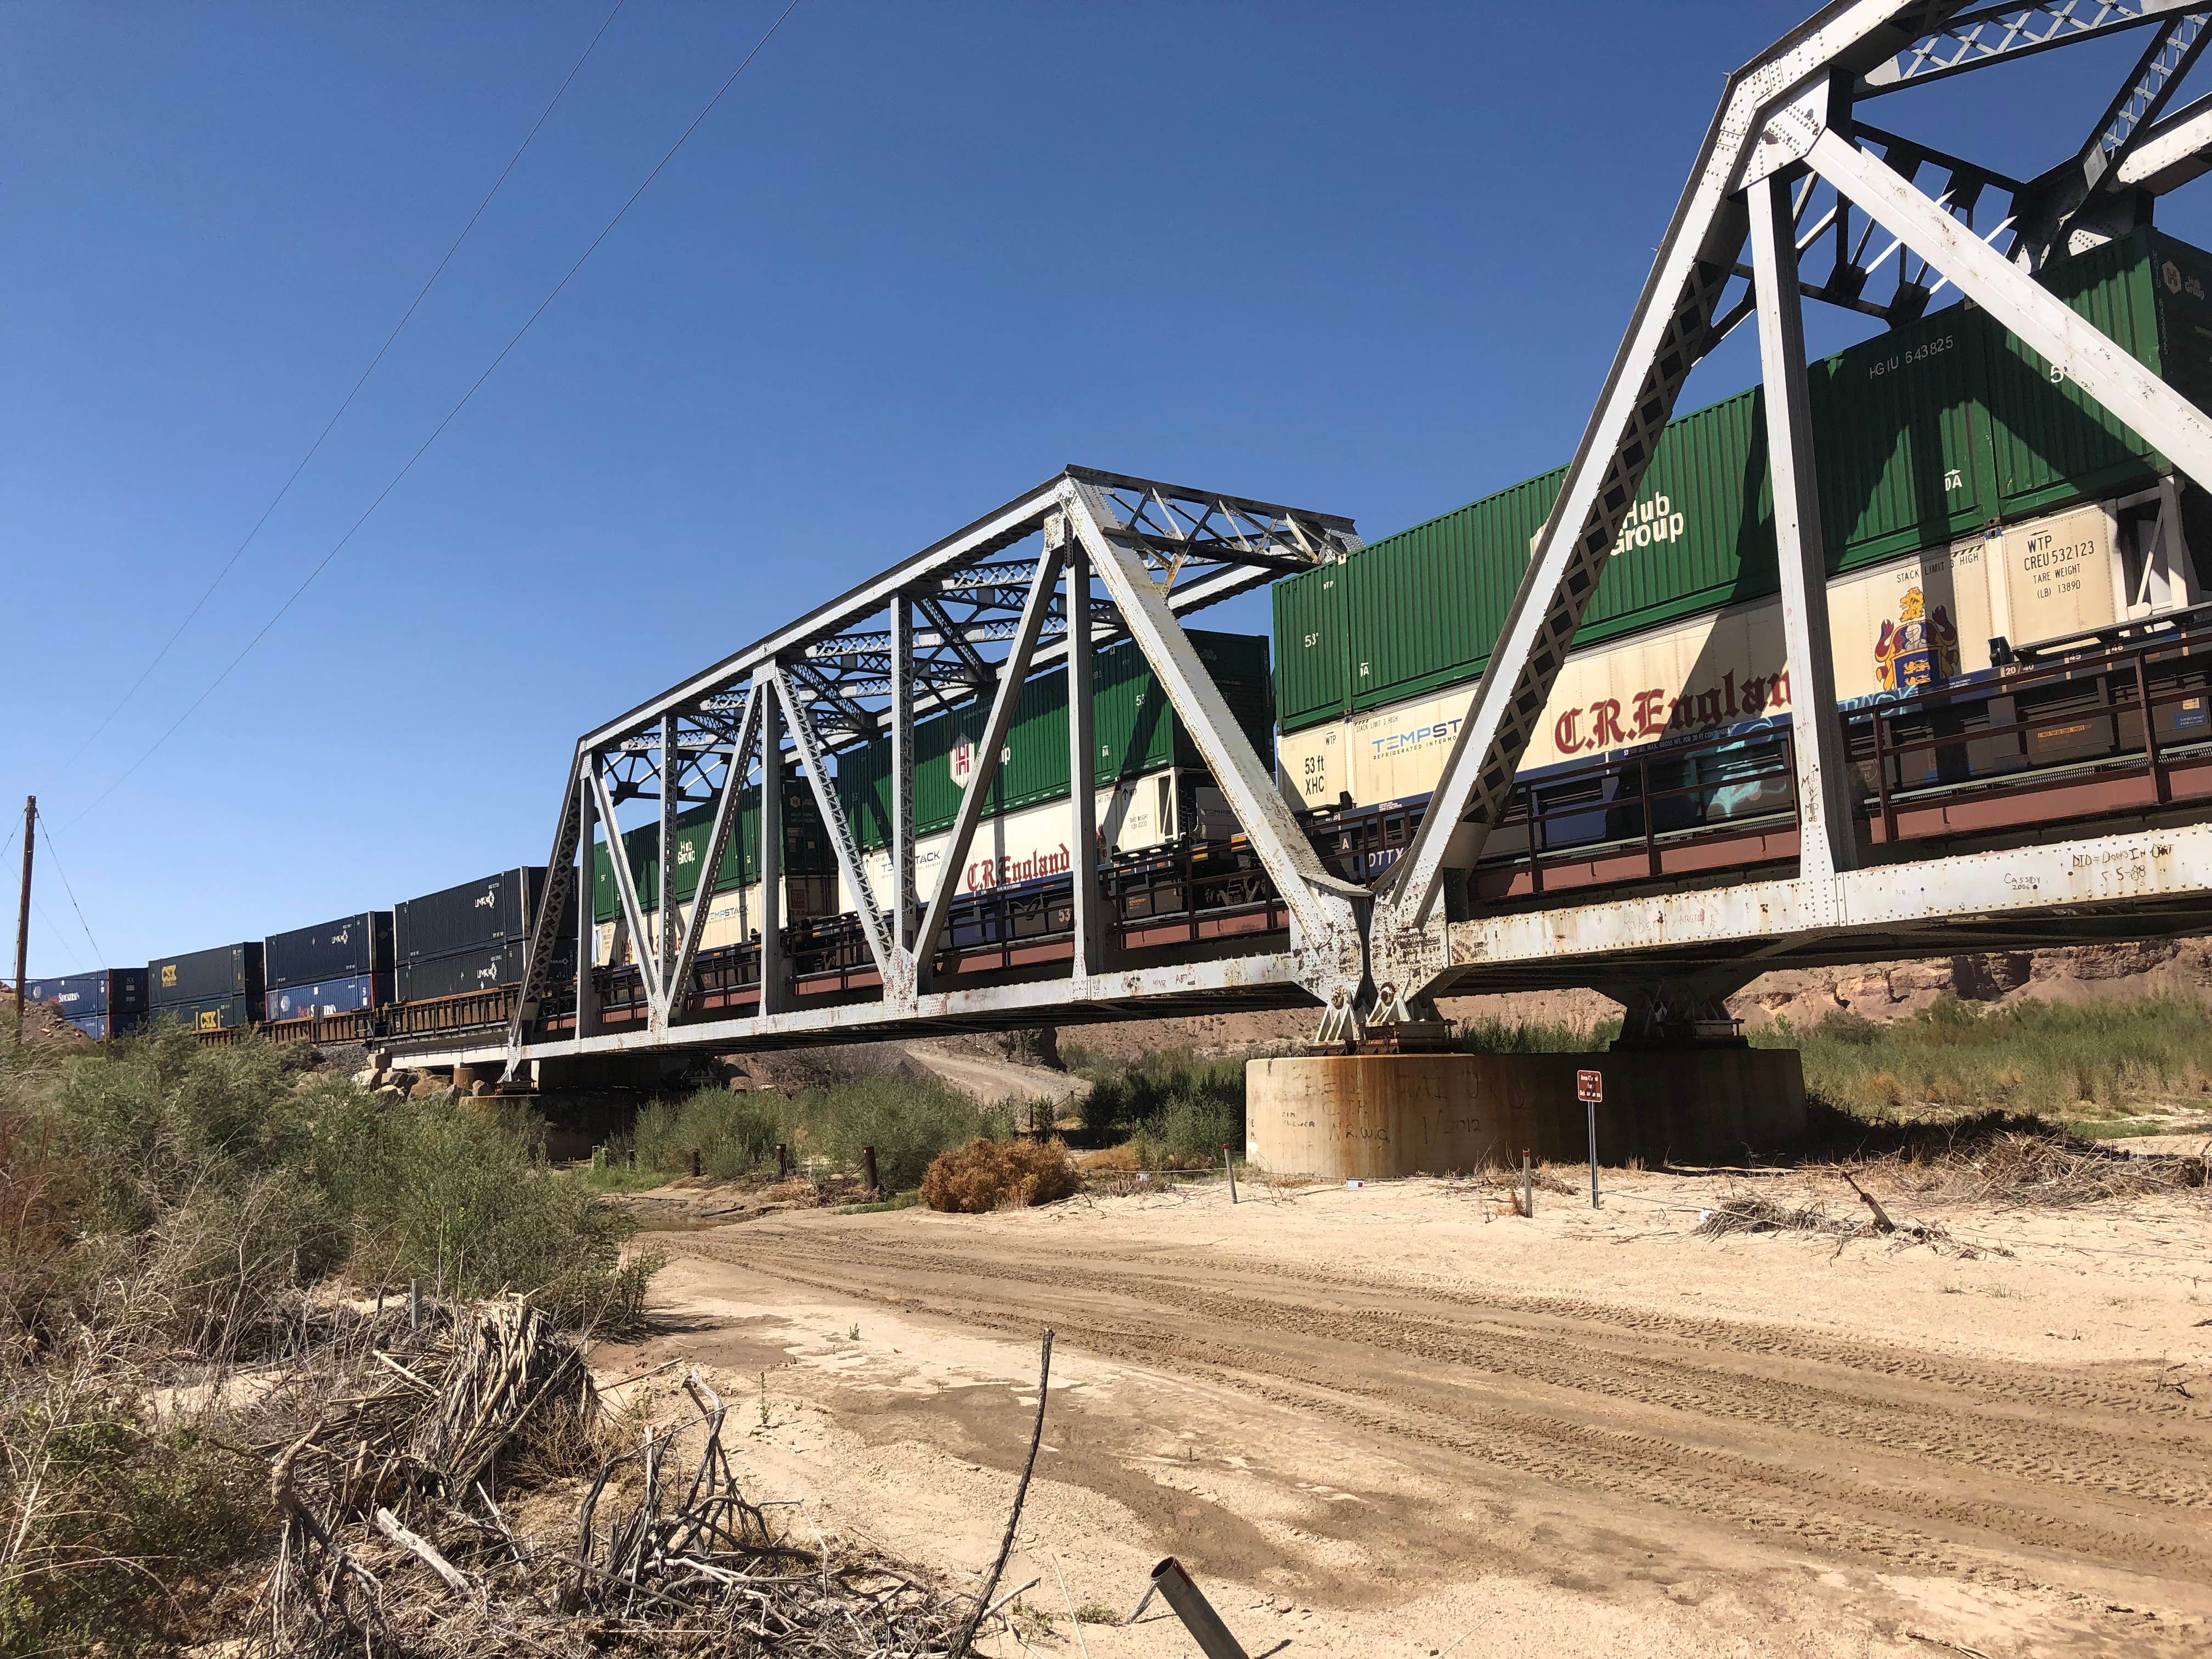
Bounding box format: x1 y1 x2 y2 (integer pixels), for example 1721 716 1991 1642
1576 1069 1602 1104
950 740 975 784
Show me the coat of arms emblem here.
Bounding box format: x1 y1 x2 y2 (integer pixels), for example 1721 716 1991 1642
1875 586 1960 692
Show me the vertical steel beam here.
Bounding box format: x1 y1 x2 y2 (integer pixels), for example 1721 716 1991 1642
658 714 680 995
503 756 586 1073
771 665 907 1000
590 758 662 1014
1064 532 1107 978
1068 482 1364 1002
573 770 601 1047
913 547 1066 981
1805 125 2212 490
665 690 761 1027
890 595 917 956
755 666 788 1017
1750 170 1857 880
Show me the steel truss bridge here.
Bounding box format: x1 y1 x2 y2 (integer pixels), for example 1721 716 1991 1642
374 1 2212 1080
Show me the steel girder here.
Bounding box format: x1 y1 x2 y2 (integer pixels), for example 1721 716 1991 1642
1368 0 2212 1008
501 467 1358 1078
1437 823 2212 994
1861 2 2197 94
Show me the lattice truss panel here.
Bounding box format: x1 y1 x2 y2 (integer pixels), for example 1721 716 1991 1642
503 468 1362 1067
1370 0 2212 1005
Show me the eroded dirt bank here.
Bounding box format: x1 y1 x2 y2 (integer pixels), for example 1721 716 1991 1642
600 1172 2212 1658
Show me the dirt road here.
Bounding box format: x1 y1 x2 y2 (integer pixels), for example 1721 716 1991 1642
616 1174 2212 1658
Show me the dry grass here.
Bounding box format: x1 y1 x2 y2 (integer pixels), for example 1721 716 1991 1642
245 1296 981 1657
1830 1122 2208 1209
1765 994 2212 1120
1695 1195 1859 1239
919 1138 1079 1214
1076 1143 1142 1173
1695 1186 1980 1256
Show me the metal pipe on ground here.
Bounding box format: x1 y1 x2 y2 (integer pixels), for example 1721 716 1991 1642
1144 1557 1250 1659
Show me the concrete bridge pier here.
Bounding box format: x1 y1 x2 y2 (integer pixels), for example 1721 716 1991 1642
1244 1049 1805 1181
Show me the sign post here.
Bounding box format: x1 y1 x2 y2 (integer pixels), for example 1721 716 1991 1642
1576 1069 1602 1209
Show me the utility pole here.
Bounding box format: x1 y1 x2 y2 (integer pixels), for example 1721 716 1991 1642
14 795 33 1045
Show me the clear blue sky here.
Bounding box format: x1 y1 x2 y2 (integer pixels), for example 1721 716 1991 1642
8 2 2212 975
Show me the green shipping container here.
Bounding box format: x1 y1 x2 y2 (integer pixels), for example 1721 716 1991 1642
1278 225 2207 731
1271 562 1354 732
1984 231 2168 517
592 779 832 928
1338 469 1561 716
1810 301 1990 567
835 631 1274 853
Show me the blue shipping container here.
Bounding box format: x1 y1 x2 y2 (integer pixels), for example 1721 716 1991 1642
25 969 148 1019
65 1013 140 1041
265 912 394 990
266 973 391 1022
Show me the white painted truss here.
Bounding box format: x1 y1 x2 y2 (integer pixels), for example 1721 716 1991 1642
1369 0 2212 1007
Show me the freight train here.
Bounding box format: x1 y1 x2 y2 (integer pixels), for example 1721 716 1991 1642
25 226 2212 1045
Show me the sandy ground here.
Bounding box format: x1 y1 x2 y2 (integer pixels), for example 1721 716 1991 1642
907 1046 1092 1110
594 1167 2212 1659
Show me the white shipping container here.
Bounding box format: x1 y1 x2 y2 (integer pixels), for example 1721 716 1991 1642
597 877 837 968
842 768 1183 915
1311 499 2135 812
1278 721 1348 811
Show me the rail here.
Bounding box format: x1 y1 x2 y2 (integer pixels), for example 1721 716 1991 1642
1470 611 2212 900
562 837 1288 1029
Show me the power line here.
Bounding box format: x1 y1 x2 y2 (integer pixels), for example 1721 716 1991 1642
36 818 104 967
55 0 630 779
70 0 808 826
30 895 83 978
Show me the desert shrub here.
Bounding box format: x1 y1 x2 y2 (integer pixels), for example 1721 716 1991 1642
42 1026 321 1239
622 1075 1007 1193
919 1138 1079 1213
0 1360 270 1656
1077 1049 1244 1138
312 1093 656 1329
0 1018 659 1656
1158 1092 1238 1165
793 1075 1008 1191
633 1088 788 1178
1807 1009 1887 1047
1074 1049 1245 1168
0 1089 96 1344
1 1024 656 1346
